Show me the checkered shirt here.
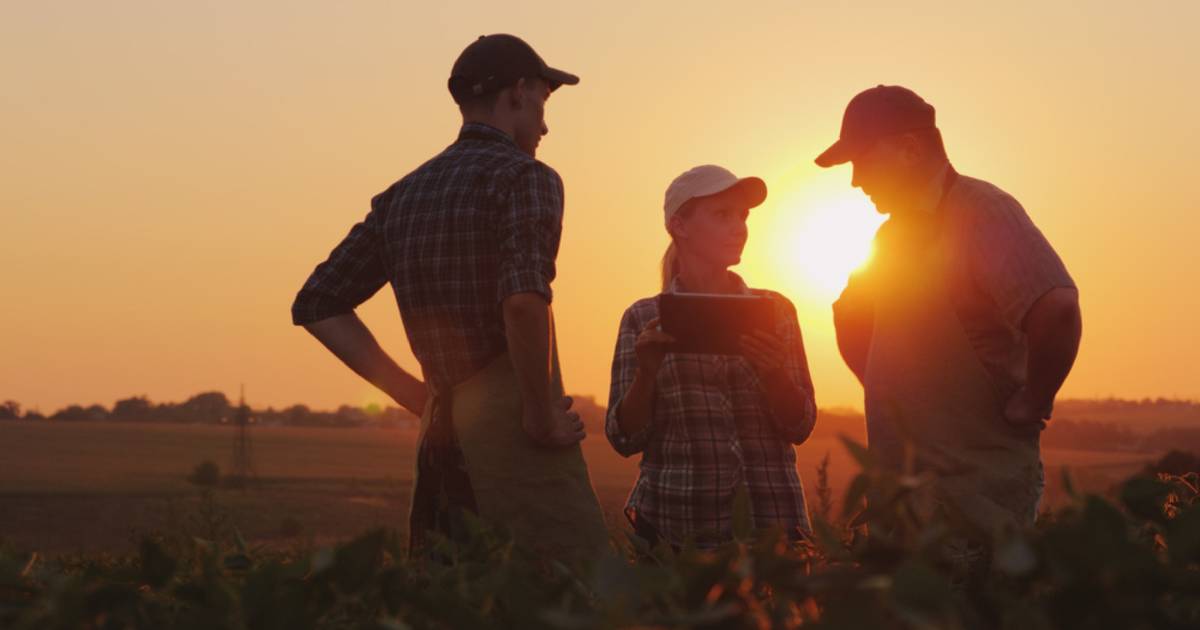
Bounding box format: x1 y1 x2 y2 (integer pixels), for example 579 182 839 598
605 274 817 546
292 123 565 390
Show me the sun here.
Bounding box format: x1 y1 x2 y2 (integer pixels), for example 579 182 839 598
743 174 884 304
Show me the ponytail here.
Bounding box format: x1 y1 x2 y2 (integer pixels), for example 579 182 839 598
661 241 679 292
661 197 698 291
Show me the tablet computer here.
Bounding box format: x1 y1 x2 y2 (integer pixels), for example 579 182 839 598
658 292 777 355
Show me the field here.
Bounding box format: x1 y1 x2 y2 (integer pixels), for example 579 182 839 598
0 419 1155 555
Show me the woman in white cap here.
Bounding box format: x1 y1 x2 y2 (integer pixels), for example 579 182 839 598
604 165 818 548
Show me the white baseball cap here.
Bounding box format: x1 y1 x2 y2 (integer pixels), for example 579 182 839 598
663 165 767 228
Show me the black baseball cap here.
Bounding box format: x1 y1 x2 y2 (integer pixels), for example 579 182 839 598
815 85 937 167
448 34 579 104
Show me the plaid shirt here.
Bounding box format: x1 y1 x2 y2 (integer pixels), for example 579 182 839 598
291 123 565 390
605 274 817 546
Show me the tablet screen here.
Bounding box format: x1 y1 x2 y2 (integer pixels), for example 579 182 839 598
658 293 776 355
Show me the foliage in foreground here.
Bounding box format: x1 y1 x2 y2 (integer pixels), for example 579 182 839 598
2 439 1199 630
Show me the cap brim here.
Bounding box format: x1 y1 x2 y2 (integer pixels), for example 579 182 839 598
814 139 856 168
541 66 579 90
723 177 768 208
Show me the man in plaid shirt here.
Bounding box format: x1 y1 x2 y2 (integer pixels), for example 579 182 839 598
291 35 608 557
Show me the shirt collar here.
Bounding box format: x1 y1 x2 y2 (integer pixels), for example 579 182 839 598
457 123 519 148
668 271 751 295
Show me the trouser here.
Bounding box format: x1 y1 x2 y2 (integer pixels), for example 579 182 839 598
408 392 476 554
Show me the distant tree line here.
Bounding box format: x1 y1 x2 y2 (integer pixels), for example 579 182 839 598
1057 397 1200 413
0 394 418 429
1055 398 1200 428
1041 418 1200 455
3 394 1198 448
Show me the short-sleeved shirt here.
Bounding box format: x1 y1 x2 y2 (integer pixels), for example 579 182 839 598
291 123 565 390
834 166 1076 401
605 274 817 546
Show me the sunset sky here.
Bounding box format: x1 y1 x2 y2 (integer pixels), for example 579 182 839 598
3 1 1198 414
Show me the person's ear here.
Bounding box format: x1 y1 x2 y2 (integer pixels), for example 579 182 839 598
507 77 529 110
898 133 922 166
667 213 689 241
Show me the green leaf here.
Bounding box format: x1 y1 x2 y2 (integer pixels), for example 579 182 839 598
993 535 1038 577
329 528 387 593
1167 504 1200 567
1061 467 1077 499
192 536 216 554
139 538 177 589
1120 476 1172 525
233 526 248 554
223 553 252 572
309 547 335 574
839 435 875 470
889 561 954 627
19 551 38 578
842 473 870 521
371 618 413 630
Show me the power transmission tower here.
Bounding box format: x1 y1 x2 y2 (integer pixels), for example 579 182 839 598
230 384 257 488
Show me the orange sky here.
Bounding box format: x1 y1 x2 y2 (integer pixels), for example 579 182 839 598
2 1 1198 413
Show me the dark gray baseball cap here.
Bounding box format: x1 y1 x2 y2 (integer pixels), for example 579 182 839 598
448 34 579 104
815 85 937 167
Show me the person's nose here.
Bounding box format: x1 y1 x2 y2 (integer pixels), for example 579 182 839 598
541 121 548 136
850 163 864 190
733 220 748 240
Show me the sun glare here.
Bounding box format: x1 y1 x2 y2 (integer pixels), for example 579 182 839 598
746 175 884 304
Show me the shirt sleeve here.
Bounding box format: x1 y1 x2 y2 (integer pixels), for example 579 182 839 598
291 203 388 326
965 193 1076 331
832 221 891 362
496 162 565 304
605 305 655 457
772 295 818 444
832 268 875 348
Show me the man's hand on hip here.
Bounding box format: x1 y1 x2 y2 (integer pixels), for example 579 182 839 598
1003 386 1051 436
523 395 586 449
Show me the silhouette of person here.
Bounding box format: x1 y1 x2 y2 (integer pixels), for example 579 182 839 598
816 85 1081 538
291 34 607 559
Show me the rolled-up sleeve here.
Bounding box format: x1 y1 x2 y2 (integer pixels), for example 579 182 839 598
966 194 1076 331
774 296 817 444
291 206 387 326
496 162 564 304
605 305 654 457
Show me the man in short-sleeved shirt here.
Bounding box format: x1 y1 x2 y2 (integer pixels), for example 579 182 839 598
816 86 1083 528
